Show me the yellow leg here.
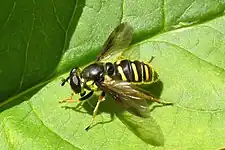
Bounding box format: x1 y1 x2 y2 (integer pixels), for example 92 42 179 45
85 92 105 131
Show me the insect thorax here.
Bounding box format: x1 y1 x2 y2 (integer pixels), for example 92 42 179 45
104 59 159 84
85 79 99 91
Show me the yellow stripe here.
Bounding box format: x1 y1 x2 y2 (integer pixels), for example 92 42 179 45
131 63 138 81
116 60 121 65
117 66 127 81
144 65 149 81
141 63 144 81
152 68 154 81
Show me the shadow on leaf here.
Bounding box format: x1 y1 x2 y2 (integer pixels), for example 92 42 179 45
60 79 172 146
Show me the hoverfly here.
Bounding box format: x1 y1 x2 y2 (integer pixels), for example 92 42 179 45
60 22 173 131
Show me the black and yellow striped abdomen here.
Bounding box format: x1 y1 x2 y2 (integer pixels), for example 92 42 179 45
106 59 159 84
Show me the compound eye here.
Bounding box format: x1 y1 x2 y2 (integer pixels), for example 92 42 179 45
70 68 77 76
70 74 81 93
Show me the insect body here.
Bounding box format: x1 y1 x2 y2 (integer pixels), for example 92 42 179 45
82 59 158 85
60 22 173 130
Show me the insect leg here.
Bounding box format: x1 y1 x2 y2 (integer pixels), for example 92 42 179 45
59 92 76 103
85 91 105 131
80 91 94 101
59 91 94 103
148 56 155 63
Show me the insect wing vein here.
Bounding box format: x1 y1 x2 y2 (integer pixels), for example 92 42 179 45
97 22 133 61
101 80 152 117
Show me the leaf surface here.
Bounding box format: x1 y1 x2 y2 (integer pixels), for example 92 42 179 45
0 0 225 149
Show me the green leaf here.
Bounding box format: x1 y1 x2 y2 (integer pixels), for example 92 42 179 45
1 0 225 149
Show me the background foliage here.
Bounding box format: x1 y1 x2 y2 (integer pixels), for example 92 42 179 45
0 0 225 149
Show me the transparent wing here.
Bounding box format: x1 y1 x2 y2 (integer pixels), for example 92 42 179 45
97 22 133 61
100 80 161 117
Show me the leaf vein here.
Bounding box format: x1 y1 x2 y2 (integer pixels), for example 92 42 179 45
1 117 13 148
62 0 78 54
150 40 225 72
0 0 16 33
176 0 196 23
201 25 224 36
162 0 165 30
28 102 78 149
176 103 225 113
119 0 124 23
51 0 66 31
